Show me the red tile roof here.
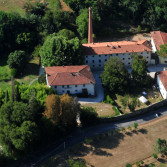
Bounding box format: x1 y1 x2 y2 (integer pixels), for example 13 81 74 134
158 71 167 91
45 65 95 86
82 40 152 55
151 31 167 50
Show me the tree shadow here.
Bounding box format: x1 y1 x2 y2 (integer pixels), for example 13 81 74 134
125 131 133 136
132 130 138 134
138 128 148 134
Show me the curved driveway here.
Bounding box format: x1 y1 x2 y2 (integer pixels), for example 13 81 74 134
19 105 167 167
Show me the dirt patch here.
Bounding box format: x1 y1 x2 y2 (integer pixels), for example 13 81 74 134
59 0 72 12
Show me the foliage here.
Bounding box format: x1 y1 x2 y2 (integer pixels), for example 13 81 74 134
136 25 141 33
7 51 28 73
57 29 75 40
131 53 150 87
152 153 158 159
120 95 128 110
157 44 167 57
0 101 39 158
44 94 79 128
38 74 46 84
135 161 140 167
40 33 83 67
101 57 129 94
85 138 93 145
128 97 139 112
80 107 98 127
133 122 138 129
121 127 125 132
148 163 155 167
68 158 86 167
104 95 115 105
76 9 89 38
112 106 120 116
125 163 132 167
154 138 167 155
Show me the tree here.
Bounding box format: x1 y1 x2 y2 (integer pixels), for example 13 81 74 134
15 85 21 102
57 29 75 40
133 122 138 129
44 94 61 126
131 53 149 87
154 138 167 155
101 57 129 93
60 94 78 128
157 44 167 57
128 97 138 112
0 101 39 158
5 90 9 103
136 25 141 33
152 153 158 159
76 9 89 38
38 74 46 84
7 50 28 73
40 33 83 67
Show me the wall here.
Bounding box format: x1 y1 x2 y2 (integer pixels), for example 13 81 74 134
151 37 157 53
51 83 95 95
85 52 152 70
100 99 167 123
157 75 167 99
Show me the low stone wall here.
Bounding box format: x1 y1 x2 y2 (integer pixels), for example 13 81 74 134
100 99 167 123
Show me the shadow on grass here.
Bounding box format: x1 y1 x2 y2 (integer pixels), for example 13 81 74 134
138 128 148 134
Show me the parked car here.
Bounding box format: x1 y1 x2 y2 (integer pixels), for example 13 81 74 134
155 112 162 117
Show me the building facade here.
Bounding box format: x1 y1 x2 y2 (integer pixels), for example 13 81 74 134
157 70 167 99
45 65 95 96
83 40 153 70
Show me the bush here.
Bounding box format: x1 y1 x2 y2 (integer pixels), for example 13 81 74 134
135 161 140 167
125 163 132 167
38 74 46 84
152 153 158 159
105 95 115 105
10 68 17 77
80 107 98 127
136 25 141 33
133 122 138 129
112 106 120 116
68 158 86 167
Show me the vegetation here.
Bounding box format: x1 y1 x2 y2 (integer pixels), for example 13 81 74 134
154 138 167 155
157 44 167 57
101 57 129 94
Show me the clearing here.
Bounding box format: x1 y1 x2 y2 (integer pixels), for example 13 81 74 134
41 116 167 167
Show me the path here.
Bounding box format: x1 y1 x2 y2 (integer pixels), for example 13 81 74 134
29 78 38 86
59 0 73 12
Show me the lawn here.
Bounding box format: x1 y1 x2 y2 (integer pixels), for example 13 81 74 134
41 116 167 167
0 57 40 90
0 0 71 16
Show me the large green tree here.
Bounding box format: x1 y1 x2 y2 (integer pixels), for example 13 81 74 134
40 33 83 67
0 101 39 158
131 53 150 87
7 50 28 72
101 57 129 93
154 138 167 155
157 44 167 57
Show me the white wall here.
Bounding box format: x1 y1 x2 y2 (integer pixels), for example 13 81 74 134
151 37 157 53
84 51 152 70
50 83 95 96
157 75 167 99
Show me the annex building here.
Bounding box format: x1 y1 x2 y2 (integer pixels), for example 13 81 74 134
45 65 95 96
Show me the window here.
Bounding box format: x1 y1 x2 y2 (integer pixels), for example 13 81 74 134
146 61 148 64
147 52 149 54
105 59 107 61
67 85 69 88
99 55 101 57
116 54 118 56
75 85 77 87
128 62 130 65
92 60 94 63
55 86 57 88
128 58 130 60
92 55 94 58
122 58 125 60
86 60 88 64
147 57 149 59
75 90 77 92
62 90 64 93
99 64 101 67
99 59 101 63
122 53 124 55
83 84 85 87
62 85 64 88
105 55 107 57
141 52 143 54
93 65 95 67
86 56 88 58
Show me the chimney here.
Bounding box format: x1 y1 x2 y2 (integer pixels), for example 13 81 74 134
88 7 93 43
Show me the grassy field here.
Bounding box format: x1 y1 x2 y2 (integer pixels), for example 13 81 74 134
41 116 167 167
0 57 40 90
0 0 72 15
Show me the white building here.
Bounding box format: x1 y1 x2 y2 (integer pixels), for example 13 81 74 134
157 70 167 99
83 40 153 70
151 31 167 63
45 65 95 96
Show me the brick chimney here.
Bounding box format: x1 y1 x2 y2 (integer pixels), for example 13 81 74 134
88 7 93 43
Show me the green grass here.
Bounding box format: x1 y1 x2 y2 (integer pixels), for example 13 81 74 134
0 0 62 16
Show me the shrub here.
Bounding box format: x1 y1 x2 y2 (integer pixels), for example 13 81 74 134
80 107 98 127
149 163 155 167
105 95 115 105
133 122 138 129
125 163 132 167
38 74 46 84
121 127 125 132
68 158 86 167
136 25 141 33
112 106 120 116
85 138 92 144
135 161 140 167
152 153 158 159
10 68 17 77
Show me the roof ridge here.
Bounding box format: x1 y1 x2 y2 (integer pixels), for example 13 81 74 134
160 31 165 45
